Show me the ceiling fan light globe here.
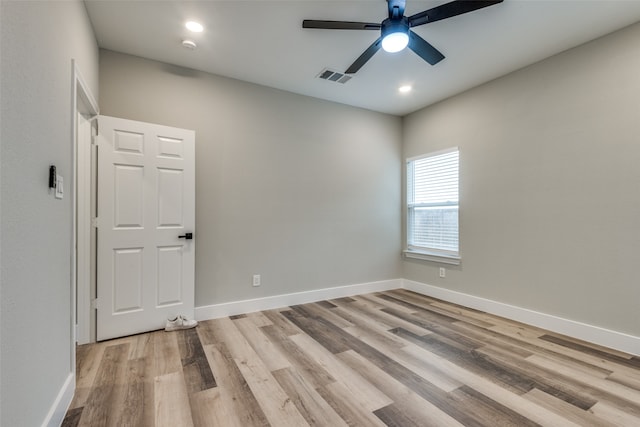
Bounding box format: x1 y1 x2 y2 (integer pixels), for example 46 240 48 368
382 32 409 53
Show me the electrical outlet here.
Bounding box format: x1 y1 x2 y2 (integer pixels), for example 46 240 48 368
252 274 261 287
439 267 446 278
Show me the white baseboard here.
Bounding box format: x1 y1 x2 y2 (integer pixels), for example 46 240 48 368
195 279 402 320
42 372 75 427
402 279 640 356
194 277 639 356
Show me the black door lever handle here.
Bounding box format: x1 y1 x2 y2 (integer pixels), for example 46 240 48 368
178 232 193 240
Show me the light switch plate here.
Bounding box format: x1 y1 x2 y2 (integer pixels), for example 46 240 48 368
55 175 63 199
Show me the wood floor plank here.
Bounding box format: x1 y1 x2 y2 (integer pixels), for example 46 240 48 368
142 332 158 427
197 318 231 346
335 342 488 427
523 388 616 427
393 326 599 410
245 311 274 327
289 310 474 422
234 317 291 372
526 353 640 403
70 342 107 410
301 302 354 329
78 343 129 426
271 367 348 427
483 345 640 417
229 313 247 320
65 290 640 426
590 401 640 426
155 371 194 427
190 387 239 427
382 306 485 351
316 382 387 427
373 404 423 427
281 309 352 354
607 371 640 391
289 332 393 411
61 406 83 427
203 342 270 427
489 323 547 341
324 304 409 349
343 325 463 392
154 329 182 376
262 309 304 336
377 293 461 324
315 300 337 309
452 320 625 378
540 334 640 369
76 343 92 369
358 293 418 314
333 296 431 336
176 327 217 394
338 350 465 427
401 343 586 427
391 327 536 395
260 324 335 389
387 290 496 329
215 317 309 427
115 358 146 426
331 296 356 303
127 332 153 360
448 385 540 427
429 302 500 328
335 325 467 423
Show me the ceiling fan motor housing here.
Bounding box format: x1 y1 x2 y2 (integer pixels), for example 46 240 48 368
381 16 410 39
381 16 410 53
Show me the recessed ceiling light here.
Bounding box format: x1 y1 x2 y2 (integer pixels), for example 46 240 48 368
398 85 412 93
185 21 204 33
182 40 197 50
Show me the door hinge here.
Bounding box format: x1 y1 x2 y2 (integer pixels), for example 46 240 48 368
91 217 99 228
91 298 98 310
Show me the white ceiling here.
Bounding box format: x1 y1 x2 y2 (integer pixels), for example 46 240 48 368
84 0 640 116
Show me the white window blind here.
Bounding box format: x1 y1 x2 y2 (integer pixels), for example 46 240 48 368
407 148 459 260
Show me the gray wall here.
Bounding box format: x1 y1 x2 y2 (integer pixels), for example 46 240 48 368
0 1 99 425
403 22 640 336
99 50 403 307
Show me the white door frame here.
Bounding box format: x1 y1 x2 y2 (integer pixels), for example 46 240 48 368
72 60 99 358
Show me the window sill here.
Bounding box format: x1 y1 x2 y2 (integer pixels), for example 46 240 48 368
403 250 461 265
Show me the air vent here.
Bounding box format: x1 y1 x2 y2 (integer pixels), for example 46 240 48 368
317 68 352 84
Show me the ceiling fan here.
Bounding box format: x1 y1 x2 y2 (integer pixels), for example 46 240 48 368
303 0 504 74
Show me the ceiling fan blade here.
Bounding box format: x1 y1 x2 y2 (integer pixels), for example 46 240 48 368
303 20 381 30
408 31 445 65
409 0 503 27
345 37 383 74
387 0 406 19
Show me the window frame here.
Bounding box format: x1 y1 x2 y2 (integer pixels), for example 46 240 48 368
404 147 461 265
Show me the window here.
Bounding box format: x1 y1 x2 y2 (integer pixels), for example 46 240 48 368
406 148 460 264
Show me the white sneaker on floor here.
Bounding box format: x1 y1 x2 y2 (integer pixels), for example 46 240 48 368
165 315 198 331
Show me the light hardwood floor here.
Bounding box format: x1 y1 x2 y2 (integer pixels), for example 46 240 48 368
63 289 640 426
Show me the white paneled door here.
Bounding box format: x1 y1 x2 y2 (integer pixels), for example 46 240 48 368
97 116 195 341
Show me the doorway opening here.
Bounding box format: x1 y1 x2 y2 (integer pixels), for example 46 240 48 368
72 60 99 355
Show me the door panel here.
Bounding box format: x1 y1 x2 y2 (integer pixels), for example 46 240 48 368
97 115 195 341
157 168 184 227
157 246 183 306
113 247 143 313
114 165 144 228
